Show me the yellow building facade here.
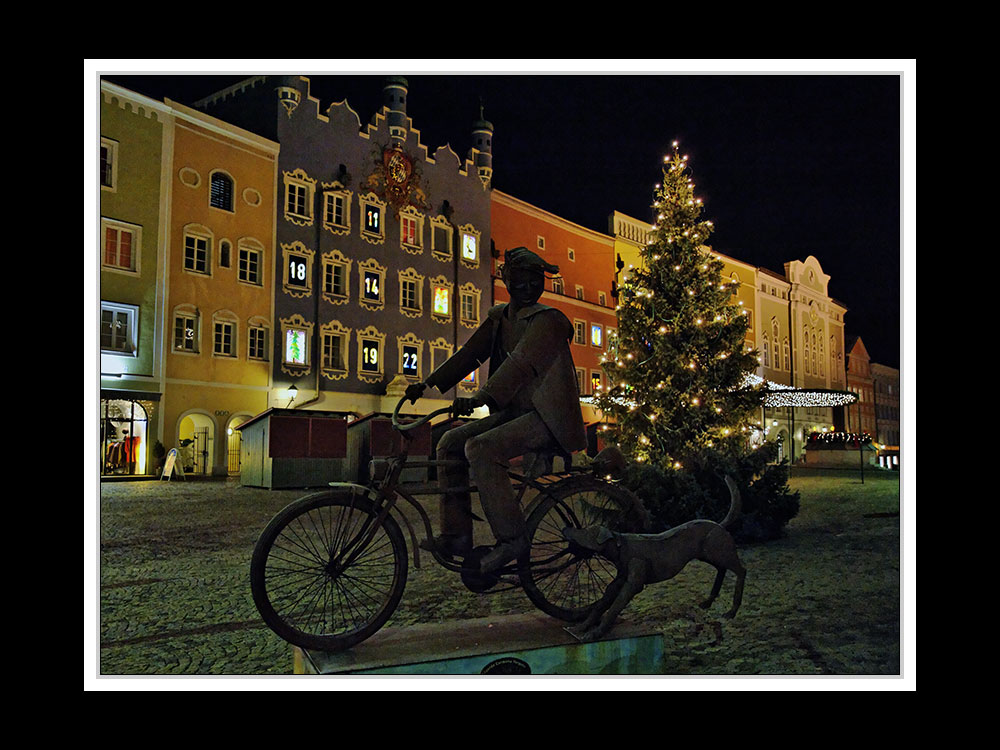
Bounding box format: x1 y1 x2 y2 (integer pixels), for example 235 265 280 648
608 212 848 463
161 100 279 476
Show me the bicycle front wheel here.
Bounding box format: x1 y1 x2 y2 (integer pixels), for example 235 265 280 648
520 479 647 623
250 490 407 652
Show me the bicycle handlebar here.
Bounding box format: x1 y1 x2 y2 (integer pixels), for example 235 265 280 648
391 395 453 433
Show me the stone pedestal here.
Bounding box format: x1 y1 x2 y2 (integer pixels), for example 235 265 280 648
293 613 664 675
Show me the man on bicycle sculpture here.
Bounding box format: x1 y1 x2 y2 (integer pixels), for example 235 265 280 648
405 247 587 574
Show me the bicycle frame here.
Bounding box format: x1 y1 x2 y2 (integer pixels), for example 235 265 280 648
340 402 595 574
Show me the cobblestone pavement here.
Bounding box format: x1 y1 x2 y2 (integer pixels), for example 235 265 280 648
91 471 906 681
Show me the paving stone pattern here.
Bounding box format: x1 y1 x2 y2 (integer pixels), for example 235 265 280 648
96 472 902 677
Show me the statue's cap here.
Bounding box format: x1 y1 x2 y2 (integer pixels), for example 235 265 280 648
503 246 559 274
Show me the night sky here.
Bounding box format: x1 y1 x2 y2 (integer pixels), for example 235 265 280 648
99 66 905 369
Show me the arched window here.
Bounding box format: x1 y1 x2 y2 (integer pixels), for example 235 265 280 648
210 171 234 212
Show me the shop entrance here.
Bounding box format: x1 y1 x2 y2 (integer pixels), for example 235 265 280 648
178 413 214 476
101 398 149 475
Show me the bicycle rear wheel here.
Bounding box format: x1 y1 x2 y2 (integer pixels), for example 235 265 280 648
250 490 407 652
520 479 647 623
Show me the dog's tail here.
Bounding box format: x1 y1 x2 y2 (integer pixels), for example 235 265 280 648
720 475 742 529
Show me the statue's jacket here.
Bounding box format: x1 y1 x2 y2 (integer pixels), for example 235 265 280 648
424 302 587 454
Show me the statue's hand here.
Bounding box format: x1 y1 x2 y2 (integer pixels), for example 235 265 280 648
405 382 426 405
452 395 483 416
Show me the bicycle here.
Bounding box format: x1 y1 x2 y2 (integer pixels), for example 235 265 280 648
249 395 650 653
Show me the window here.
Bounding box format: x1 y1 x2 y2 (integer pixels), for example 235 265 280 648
281 242 314 297
575 368 585 395
607 328 618 358
429 338 452 374
283 169 315 224
248 320 269 361
398 268 424 318
537 236 545 251
598 291 607 306
591 371 603 394
100 301 137 355
320 321 351 381
459 284 481 328
102 219 140 273
460 225 480 268
430 276 452 322
590 323 604 349
552 277 564 295
219 240 232 269
173 307 200 353
359 259 386 311
762 335 770 368
100 137 118 191
322 189 351 234
575 285 584 301
280 315 313 374
183 228 211 275
238 240 263 286
213 314 237 358
573 320 586 346
398 333 424 380
430 216 453 261
360 194 386 242
400 208 424 253
210 171 234 212
568 248 576 262
322 250 352 304
356 326 386 384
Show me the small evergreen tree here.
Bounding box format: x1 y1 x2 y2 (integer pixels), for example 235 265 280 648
596 142 762 470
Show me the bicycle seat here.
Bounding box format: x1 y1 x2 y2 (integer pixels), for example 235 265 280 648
520 448 574 479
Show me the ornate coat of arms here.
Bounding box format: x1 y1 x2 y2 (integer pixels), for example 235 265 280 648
366 144 429 216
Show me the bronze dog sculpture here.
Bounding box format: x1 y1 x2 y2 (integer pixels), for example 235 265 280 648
562 476 746 642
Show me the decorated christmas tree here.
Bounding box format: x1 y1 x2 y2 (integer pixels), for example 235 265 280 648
596 142 763 472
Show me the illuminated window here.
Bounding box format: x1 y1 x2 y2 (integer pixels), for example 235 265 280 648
430 277 453 322
360 194 386 243
591 370 603 394
102 218 139 274
590 323 604 349
285 328 308 366
460 226 480 268
100 301 137 356
281 242 314 297
210 171 234 212
398 333 424 380
356 326 386 383
172 306 200 353
400 207 424 253
359 259 386 311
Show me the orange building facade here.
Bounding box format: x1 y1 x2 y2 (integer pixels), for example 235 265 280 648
490 190 618 426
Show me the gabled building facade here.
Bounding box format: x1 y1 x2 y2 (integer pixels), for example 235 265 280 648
161 99 279 476
195 76 493 417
